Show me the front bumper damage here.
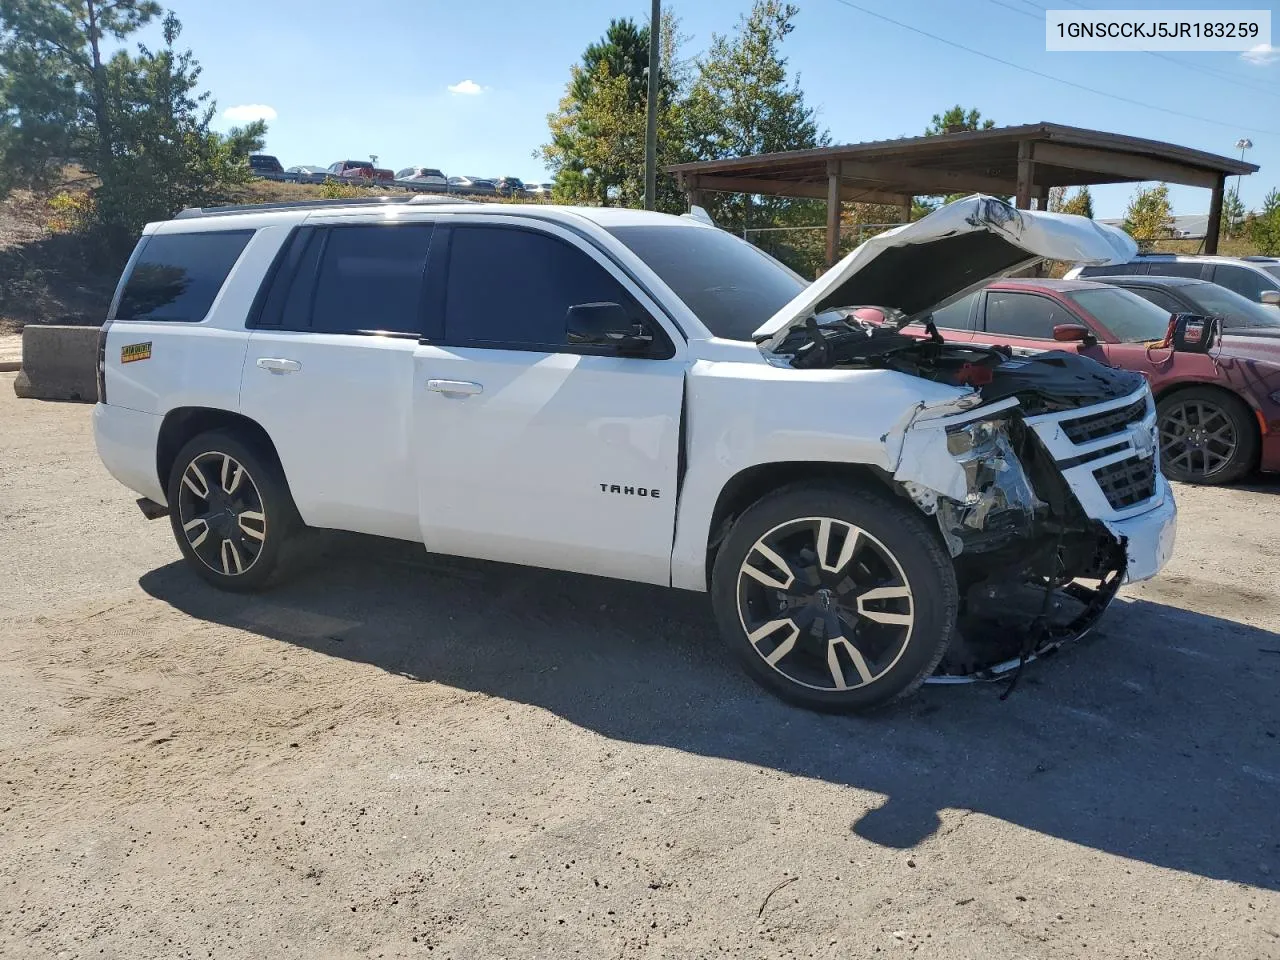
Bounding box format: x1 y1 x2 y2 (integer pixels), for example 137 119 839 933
894 386 1177 682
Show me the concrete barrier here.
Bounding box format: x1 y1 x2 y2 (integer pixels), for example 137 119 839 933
13 324 99 402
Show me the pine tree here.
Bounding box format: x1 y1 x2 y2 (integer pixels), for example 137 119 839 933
1060 186 1094 218
1123 184 1173 244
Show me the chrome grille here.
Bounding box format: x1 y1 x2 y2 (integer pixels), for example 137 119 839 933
1062 399 1148 445
1093 455 1156 509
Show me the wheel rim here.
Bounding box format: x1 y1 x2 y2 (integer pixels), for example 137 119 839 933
735 517 915 693
1159 399 1237 478
176 451 267 576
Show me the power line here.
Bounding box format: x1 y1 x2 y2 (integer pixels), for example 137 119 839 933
830 0 1280 136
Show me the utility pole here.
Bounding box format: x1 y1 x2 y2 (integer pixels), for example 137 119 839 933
644 0 661 210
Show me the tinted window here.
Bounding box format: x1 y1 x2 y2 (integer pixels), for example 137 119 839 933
928 292 977 330
115 231 252 322
1145 260 1203 279
1212 264 1273 302
1065 288 1172 342
984 291 1072 339
1126 287 1184 314
1264 264 1280 283
1078 262 1140 277
606 224 805 340
445 225 638 349
1181 281 1280 329
307 225 433 334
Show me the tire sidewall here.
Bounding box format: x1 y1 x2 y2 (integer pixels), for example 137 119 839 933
1156 388 1257 485
166 430 296 592
711 483 958 713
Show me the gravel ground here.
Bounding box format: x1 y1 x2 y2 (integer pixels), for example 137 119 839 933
1 376 1278 960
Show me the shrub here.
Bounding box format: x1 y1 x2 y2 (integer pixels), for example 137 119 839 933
46 191 97 234
319 178 362 199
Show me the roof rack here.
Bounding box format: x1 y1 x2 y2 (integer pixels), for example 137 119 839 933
173 194 472 219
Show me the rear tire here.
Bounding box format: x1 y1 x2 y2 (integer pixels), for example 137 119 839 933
1157 387 1258 485
166 429 300 592
711 482 958 713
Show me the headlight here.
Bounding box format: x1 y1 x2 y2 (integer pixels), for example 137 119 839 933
945 417 1007 457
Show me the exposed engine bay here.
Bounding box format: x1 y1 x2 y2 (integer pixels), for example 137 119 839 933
781 314 1149 684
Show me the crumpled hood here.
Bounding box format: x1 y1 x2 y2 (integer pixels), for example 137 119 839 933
753 195 1137 348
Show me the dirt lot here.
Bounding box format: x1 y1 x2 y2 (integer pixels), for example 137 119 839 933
1 376 1278 960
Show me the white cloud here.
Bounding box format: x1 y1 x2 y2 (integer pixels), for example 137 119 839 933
222 104 278 123
1240 43 1277 65
447 79 485 95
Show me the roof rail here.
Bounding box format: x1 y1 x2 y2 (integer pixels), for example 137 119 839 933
1242 255 1280 262
173 194 471 219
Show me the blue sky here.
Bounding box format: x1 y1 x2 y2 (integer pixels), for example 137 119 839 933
146 0 1278 219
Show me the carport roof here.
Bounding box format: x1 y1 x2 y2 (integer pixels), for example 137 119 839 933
665 122 1258 204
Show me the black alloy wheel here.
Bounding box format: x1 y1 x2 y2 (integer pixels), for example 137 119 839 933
1157 387 1258 485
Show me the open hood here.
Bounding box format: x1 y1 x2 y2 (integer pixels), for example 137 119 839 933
753 195 1137 348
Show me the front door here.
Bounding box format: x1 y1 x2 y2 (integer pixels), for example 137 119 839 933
412 219 686 585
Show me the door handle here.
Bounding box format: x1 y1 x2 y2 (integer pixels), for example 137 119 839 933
426 379 483 397
257 357 302 374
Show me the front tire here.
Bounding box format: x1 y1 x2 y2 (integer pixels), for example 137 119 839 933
166 429 299 592
711 483 958 713
1157 387 1258 485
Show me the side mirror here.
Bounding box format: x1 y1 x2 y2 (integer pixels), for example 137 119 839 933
566 302 652 354
1053 323 1091 342
1260 290 1280 306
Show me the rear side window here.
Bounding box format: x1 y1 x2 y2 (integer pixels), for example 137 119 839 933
115 230 252 322
443 225 639 349
310 224 434 334
1145 260 1203 279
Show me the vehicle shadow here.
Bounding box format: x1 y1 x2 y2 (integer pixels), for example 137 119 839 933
140 532 1280 891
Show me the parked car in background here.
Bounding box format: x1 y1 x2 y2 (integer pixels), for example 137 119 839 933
911 278 1280 485
493 176 527 197
448 176 496 196
288 165 329 184
1084 275 1280 335
527 182 555 198
395 167 447 191
1067 253 1280 309
248 155 288 181
327 160 393 182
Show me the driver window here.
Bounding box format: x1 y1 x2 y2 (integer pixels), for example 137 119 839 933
984 291 1071 339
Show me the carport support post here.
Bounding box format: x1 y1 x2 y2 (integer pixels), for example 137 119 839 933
1015 140 1033 210
1205 172 1225 255
825 161 842 268
899 195 913 224
683 174 704 212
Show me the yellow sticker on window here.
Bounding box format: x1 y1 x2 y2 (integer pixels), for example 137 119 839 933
121 342 152 364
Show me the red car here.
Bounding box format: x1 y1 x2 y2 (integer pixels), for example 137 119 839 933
899 278 1280 485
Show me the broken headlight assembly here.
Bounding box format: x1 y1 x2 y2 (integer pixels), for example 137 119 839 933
936 416 1043 555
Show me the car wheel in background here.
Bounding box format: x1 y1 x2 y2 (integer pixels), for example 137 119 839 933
1157 387 1258 485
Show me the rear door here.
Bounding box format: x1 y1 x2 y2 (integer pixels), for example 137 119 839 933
411 217 686 585
239 217 435 541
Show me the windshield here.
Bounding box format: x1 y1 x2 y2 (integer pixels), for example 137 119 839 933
1184 282 1280 328
1066 287 1173 342
605 224 805 340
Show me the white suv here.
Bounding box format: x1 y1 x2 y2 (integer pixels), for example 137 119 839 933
94 194 1176 711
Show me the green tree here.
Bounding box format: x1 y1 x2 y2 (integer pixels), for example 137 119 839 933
683 0 827 230
924 105 994 136
0 0 161 191
1220 186 1245 239
1247 188 1280 255
0 2 265 246
541 12 685 210
1060 186 1094 218
1123 183 1173 244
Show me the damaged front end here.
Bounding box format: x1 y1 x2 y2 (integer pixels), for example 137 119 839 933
895 395 1132 681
